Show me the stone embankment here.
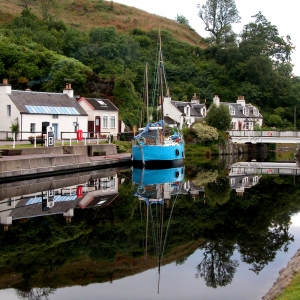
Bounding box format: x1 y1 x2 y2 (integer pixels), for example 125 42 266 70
262 248 300 299
0 144 132 182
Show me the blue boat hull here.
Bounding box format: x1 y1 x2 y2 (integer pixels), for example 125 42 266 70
132 142 185 169
132 167 185 186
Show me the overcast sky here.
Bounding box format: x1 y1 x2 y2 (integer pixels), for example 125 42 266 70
114 0 300 76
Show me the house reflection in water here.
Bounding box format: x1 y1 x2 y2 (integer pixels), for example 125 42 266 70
0 169 121 230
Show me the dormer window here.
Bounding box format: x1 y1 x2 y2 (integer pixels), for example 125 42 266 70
242 177 248 185
230 178 235 186
243 107 249 116
186 106 190 116
253 108 259 116
229 106 235 115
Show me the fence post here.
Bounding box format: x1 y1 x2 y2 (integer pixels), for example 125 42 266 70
13 132 15 149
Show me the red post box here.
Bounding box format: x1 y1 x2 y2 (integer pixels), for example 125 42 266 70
76 185 83 198
77 129 83 141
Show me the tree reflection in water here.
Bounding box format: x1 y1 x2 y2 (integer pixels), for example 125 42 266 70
0 166 299 295
195 241 239 288
16 288 55 300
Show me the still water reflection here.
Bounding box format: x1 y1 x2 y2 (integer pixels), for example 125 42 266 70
0 162 300 300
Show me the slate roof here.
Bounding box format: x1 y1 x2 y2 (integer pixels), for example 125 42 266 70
84 98 119 111
171 100 206 117
223 102 263 119
164 115 177 125
8 90 87 116
10 197 82 220
229 175 261 190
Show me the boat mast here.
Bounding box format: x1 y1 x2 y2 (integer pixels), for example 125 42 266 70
158 31 165 137
145 62 149 124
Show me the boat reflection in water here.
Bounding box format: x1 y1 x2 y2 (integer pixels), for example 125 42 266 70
132 166 185 293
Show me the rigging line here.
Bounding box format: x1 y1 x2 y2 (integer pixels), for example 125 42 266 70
161 192 180 259
149 203 159 258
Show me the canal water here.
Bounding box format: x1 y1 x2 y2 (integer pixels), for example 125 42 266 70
0 162 300 300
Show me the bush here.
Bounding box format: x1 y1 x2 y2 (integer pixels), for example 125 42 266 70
192 123 219 143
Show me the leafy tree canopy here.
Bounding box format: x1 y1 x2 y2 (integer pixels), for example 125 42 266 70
198 0 241 45
204 103 232 131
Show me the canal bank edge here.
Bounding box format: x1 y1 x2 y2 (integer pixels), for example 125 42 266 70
262 247 300 300
0 144 132 182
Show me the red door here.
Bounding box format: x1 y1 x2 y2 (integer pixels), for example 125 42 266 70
88 121 94 137
95 116 101 136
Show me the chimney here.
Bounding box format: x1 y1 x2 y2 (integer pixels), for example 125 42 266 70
237 95 246 107
0 78 12 94
191 93 200 104
213 95 220 107
63 83 74 98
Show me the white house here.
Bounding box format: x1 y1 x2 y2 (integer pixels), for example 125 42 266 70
77 97 121 138
0 80 88 140
163 93 207 129
212 95 263 130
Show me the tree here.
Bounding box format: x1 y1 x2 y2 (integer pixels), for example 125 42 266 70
198 0 241 44
239 12 294 65
38 0 57 20
18 0 35 8
204 103 232 131
175 15 190 27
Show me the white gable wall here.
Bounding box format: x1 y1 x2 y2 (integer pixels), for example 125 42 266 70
0 87 20 132
163 97 183 128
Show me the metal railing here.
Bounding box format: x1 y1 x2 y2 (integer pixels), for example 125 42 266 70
228 130 300 138
0 131 113 148
60 131 112 146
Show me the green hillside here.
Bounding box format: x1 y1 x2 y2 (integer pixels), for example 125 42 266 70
0 0 299 129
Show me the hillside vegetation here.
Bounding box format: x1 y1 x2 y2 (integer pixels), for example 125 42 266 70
0 0 203 45
0 0 299 130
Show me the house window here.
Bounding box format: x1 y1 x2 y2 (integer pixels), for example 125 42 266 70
229 106 235 115
7 105 11 116
103 116 108 128
186 106 190 116
230 178 235 186
253 176 259 183
244 122 250 130
253 108 259 116
110 177 116 190
243 107 249 116
242 177 248 185
30 123 36 133
110 116 116 128
202 108 206 116
231 122 236 130
52 114 58 119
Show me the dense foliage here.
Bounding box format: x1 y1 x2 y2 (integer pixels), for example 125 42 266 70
0 6 299 129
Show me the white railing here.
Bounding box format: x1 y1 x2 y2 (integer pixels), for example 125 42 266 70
60 131 112 146
228 130 300 138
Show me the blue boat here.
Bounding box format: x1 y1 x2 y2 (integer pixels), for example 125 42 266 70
132 166 184 205
132 166 184 293
132 34 185 169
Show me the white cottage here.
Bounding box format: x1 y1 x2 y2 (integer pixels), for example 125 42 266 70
163 93 207 129
77 97 120 138
212 95 263 130
0 80 88 140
